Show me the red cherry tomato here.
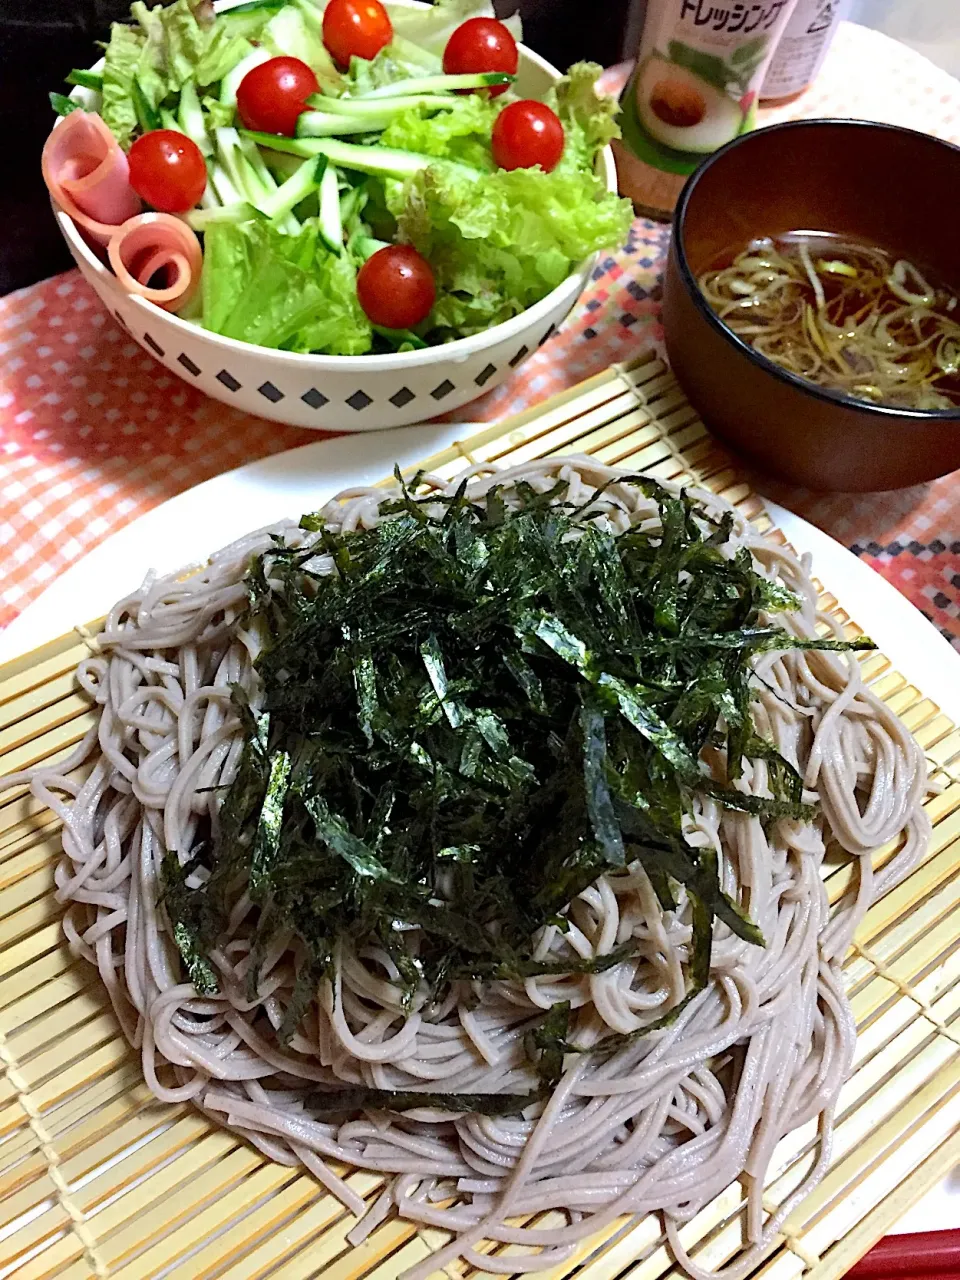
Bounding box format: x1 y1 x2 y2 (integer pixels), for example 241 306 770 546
322 0 393 67
357 246 436 330
236 57 319 136
492 100 565 173
442 18 518 96
127 130 207 213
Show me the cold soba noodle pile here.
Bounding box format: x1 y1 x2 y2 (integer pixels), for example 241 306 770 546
9 459 929 1278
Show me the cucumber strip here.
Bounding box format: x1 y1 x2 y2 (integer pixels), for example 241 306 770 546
199 166 222 209
338 184 363 226
304 93 459 118
361 72 513 99
353 236 388 261
178 81 213 156
216 0 285 38
159 107 182 132
186 201 265 229
215 128 252 197
208 158 243 206
372 324 428 350
50 92 81 117
239 133 279 196
295 109 395 138
317 162 342 253
262 150 303 181
216 0 284 12
220 127 300 231
256 156 325 221
220 46 270 107
66 69 103 92
241 132 478 180
132 77 161 133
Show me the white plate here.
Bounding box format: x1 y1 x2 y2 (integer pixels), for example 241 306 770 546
2 436 957 1234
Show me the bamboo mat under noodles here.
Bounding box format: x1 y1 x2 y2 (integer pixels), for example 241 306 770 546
1 351 958 1280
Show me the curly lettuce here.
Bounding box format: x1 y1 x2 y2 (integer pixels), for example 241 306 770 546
379 65 632 338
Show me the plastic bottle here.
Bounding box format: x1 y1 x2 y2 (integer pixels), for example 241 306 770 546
613 0 800 219
760 0 851 103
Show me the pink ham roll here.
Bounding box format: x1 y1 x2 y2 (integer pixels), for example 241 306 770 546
108 213 203 313
42 111 142 246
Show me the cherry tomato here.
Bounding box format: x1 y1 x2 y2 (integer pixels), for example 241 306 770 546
442 18 518 96
492 100 565 173
236 57 319 136
322 0 393 67
357 246 436 330
127 130 207 213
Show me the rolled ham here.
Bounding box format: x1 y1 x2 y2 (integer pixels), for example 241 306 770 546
107 213 203 313
42 111 142 247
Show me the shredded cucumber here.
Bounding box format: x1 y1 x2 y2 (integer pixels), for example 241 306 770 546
258 156 326 221
220 46 270 107
295 109 396 138
361 72 513 98
241 131 479 181
304 93 460 119
317 162 342 253
178 81 213 156
186 201 265 230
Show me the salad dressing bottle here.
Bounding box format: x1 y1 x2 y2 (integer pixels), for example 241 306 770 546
760 0 850 104
613 0 799 219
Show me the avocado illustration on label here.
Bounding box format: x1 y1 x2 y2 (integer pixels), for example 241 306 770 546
617 34 769 180
636 52 744 155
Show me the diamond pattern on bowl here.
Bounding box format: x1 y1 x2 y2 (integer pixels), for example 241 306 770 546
142 332 165 358
390 387 415 409
347 390 373 411
216 370 241 392
177 353 201 376
301 388 330 409
258 381 284 403
475 363 497 386
509 345 529 367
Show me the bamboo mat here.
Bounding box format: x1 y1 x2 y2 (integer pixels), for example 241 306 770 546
1 351 958 1280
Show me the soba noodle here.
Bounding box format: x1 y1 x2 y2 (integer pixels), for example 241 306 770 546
4 458 929 1279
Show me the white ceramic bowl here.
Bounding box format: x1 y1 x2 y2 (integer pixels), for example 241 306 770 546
52 6 618 432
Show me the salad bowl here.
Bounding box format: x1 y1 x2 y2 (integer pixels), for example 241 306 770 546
51 1 620 432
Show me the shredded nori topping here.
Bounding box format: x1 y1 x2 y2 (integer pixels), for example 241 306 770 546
161 471 873 1109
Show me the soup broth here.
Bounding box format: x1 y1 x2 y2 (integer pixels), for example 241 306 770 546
698 232 960 411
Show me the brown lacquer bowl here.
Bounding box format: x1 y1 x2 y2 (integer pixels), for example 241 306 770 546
662 119 960 492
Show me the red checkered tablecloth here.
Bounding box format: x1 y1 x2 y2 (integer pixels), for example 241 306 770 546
3 22 960 644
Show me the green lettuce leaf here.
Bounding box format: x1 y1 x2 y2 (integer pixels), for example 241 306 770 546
388 0 523 55
201 218 372 354
387 159 632 338
260 5 341 93
99 0 263 146
201 93 238 131
131 0 250 90
380 94 499 171
547 61 622 173
100 22 145 149
345 41 440 95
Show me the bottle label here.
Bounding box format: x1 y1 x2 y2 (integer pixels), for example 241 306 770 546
761 0 849 98
614 0 798 214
